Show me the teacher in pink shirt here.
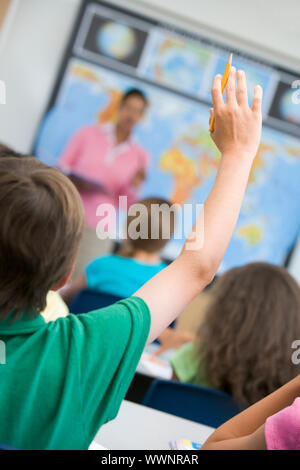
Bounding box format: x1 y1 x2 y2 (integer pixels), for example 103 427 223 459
58 88 150 276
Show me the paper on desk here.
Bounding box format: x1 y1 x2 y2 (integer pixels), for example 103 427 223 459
137 353 173 379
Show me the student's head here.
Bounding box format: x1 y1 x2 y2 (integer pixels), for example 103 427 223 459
118 197 175 257
0 143 23 158
198 262 300 407
117 88 148 134
0 156 84 320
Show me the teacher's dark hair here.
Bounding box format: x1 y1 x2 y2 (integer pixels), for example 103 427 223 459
121 88 148 108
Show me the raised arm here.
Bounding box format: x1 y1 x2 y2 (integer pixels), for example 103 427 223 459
135 67 263 344
201 374 300 450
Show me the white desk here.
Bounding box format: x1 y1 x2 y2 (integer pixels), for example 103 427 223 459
94 400 215 450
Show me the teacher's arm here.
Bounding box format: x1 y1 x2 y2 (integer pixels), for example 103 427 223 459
118 154 149 205
131 168 147 188
129 149 149 200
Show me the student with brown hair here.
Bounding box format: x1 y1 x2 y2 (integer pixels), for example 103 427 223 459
0 156 84 318
166 262 300 408
61 197 176 303
0 145 70 323
0 142 23 158
0 68 263 449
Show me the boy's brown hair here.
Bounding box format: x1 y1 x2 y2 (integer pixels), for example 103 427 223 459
118 197 175 257
0 156 84 320
0 143 23 159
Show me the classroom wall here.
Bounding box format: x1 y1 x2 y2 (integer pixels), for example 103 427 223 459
1 0 300 150
0 0 81 153
1 0 300 154
0 0 11 30
135 0 300 70
0 0 300 281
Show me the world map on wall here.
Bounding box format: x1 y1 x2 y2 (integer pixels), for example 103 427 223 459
35 59 300 271
139 30 216 97
139 30 278 116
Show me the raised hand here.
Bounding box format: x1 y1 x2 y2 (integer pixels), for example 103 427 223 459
210 67 262 161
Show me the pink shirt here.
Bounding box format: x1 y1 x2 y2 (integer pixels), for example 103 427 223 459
265 397 300 450
58 124 149 228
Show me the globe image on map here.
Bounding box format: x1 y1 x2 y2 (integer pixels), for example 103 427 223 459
279 88 300 125
97 22 136 60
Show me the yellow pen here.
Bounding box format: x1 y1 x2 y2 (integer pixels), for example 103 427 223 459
209 53 233 133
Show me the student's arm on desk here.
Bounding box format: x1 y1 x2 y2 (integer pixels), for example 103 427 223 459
154 329 197 357
134 69 263 345
201 374 300 450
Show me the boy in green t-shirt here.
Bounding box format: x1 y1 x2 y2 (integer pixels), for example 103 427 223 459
0 69 262 449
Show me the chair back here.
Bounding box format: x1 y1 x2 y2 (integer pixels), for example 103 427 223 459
69 289 122 314
142 378 241 428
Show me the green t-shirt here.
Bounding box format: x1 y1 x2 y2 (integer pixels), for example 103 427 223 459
170 342 212 388
0 297 150 450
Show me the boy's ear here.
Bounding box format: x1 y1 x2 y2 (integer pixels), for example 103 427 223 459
51 264 75 291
